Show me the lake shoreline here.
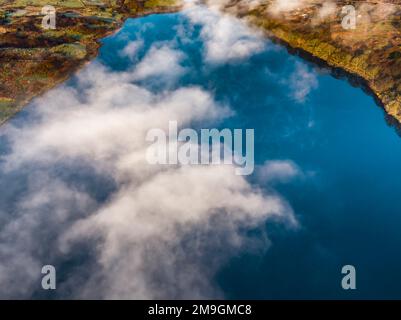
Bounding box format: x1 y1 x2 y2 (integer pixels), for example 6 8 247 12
0 1 183 125
267 34 401 135
3 1 400 133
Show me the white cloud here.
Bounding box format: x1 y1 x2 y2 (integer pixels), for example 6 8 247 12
185 5 266 64
317 1 337 19
258 160 301 183
203 0 267 11
288 62 318 103
131 44 187 82
120 40 144 60
0 4 299 299
0 54 296 299
310 1 337 25
269 0 309 15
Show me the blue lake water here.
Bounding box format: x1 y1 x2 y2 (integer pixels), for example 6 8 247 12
4 10 401 299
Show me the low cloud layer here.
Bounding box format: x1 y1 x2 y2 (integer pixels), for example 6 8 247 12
185 3 266 63
0 4 298 299
132 45 187 82
258 160 301 183
208 0 399 29
270 0 310 15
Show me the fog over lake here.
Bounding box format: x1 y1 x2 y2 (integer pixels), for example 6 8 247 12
1 5 401 299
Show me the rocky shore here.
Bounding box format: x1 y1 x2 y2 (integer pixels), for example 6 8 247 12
216 0 401 124
0 0 181 124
